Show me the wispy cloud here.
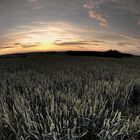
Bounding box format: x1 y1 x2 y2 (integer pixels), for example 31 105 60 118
27 0 43 10
54 40 91 46
53 39 109 46
92 39 109 43
0 20 140 55
27 0 39 2
84 0 109 27
117 42 133 46
2 21 86 46
14 42 41 48
32 6 43 10
0 46 14 50
53 40 109 51
89 11 108 27
137 19 140 25
83 0 140 28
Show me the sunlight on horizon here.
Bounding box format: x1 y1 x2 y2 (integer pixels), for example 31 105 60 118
0 21 140 55
0 0 140 55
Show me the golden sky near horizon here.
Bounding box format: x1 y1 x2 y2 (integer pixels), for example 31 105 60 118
0 0 140 55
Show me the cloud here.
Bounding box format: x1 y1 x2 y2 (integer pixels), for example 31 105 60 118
84 0 109 27
53 40 96 49
14 42 41 48
89 11 108 27
92 39 108 43
3 21 86 45
136 46 140 49
54 40 91 46
0 45 15 50
27 0 39 2
32 6 43 10
14 43 21 45
83 0 140 28
83 1 95 9
27 0 43 10
1 20 140 55
118 42 133 46
137 19 140 25
54 39 109 46
92 44 100 46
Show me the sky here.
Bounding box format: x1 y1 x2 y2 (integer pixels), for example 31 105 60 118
0 0 140 55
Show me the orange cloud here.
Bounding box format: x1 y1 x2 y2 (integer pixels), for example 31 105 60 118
0 46 14 50
54 40 91 46
84 0 109 27
89 11 108 27
0 21 87 55
14 42 41 48
1 21 140 55
3 21 85 45
54 40 109 46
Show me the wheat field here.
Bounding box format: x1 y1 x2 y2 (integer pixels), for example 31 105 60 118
0 55 140 140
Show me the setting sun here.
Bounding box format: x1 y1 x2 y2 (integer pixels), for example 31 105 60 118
0 0 140 55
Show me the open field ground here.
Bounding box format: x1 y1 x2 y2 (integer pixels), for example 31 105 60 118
0 55 140 140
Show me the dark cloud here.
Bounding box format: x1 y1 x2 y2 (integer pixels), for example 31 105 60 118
54 40 108 46
14 43 21 45
118 42 133 46
92 39 108 43
137 19 140 25
54 40 91 46
92 44 100 46
14 42 41 48
0 46 14 50
27 0 39 2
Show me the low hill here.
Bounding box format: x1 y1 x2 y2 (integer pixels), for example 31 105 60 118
65 50 133 58
0 50 133 58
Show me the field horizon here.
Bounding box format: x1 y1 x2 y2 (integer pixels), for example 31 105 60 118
0 49 137 58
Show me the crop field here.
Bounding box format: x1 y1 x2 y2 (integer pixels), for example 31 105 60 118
0 55 140 140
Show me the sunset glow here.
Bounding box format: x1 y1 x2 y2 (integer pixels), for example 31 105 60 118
0 0 140 55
